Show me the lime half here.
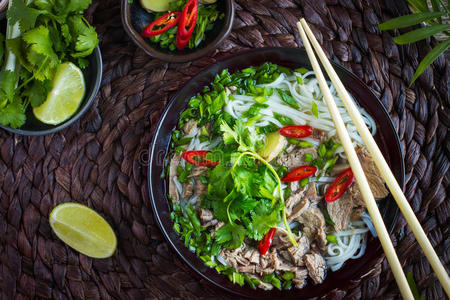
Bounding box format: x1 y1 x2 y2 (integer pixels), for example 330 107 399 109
33 62 86 125
49 203 117 258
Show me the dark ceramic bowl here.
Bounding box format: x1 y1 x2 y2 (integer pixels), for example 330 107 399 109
121 0 235 63
0 46 102 136
148 47 405 299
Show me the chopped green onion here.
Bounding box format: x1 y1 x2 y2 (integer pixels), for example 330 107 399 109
281 272 295 280
312 101 319 118
326 234 338 244
254 96 268 103
300 177 309 188
296 76 303 84
295 67 309 74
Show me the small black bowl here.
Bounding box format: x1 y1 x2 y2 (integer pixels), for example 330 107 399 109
148 47 405 299
0 46 102 136
121 0 235 63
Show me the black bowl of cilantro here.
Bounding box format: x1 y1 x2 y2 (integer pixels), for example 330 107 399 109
0 0 102 136
121 0 234 63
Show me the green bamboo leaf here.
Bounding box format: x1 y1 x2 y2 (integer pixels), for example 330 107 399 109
410 38 450 86
430 0 442 23
378 12 445 30
393 24 450 44
406 0 430 12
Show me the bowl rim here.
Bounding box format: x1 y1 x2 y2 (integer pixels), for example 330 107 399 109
148 47 405 298
120 0 235 63
0 46 103 136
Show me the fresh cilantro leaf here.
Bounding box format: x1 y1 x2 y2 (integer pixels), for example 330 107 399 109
7 0 43 32
276 88 299 109
66 0 92 13
22 26 58 59
0 71 16 101
0 101 26 128
247 202 280 241
215 223 246 249
220 120 239 145
22 79 51 107
67 16 98 58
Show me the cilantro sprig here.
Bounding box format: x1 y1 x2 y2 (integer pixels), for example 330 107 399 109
219 120 298 247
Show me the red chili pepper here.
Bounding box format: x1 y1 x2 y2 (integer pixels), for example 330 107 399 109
176 0 198 50
142 11 181 37
182 150 218 167
281 166 317 182
258 228 276 255
279 125 313 139
325 168 354 202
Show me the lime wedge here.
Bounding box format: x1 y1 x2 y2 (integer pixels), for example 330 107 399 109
33 62 86 125
49 203 117 258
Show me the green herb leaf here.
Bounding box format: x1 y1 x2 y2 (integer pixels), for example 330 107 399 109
7 0 43 32
393 24 450 44
326 234 338 244
312 101 318 118
406 271 425 300
378 12 445 30
410 39 450 86
215 223 246 249
295 67 309 74
276 89 299 109
273 112 294 126
406 0 430 13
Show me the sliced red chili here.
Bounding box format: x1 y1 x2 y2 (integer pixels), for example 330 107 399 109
176 0 198 50
258 228 276 255
142 11 181 37
279 125 312 139
281 166 317 182
182 150 218 167
325 168 354 202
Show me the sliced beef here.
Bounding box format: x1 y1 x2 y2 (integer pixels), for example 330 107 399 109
242 248 260 264
355 145 389 199
287 235 310 266
195 179 207 207
182 119 198 135
236 265 255 273
295 206 327 252
311 128 327 141
181 182 194 199
276 147 317 171
219 247 244 270
329 163 350 177
189 165 208 178
212 221 225 239
199 208 218 227
285 183 317 220
327 191 353 231
351 207 364 221
293 268 308 289
304 253 327 284
289 181 300 193
277 258 298 273
168 155 181 203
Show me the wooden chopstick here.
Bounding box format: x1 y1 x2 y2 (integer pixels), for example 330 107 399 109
299 18 450 298
296 20 415 300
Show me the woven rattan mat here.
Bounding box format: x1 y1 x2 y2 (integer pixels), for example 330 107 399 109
1 0 449 299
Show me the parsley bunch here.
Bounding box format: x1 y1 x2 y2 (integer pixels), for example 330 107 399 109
0 0 98 128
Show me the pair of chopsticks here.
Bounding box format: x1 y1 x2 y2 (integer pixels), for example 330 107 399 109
296 19 450 299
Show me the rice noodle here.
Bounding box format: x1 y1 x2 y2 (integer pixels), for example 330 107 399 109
223 72 376 145
325 221 370 271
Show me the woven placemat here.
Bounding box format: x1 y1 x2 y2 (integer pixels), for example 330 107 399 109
1 0 449 299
